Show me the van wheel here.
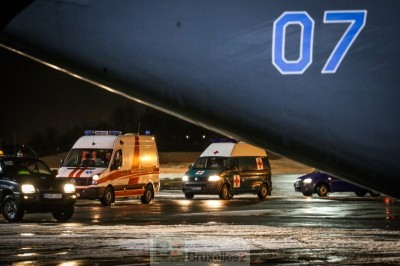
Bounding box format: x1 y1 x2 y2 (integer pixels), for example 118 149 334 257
316 183 328 197
52 206 74 222
219 183 233 200
141 185 154 204
184 193 194 199
257 184 268 199
101 187 114 206
2 195 24 222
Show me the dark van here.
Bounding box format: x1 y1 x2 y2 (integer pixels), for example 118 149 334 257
182 141 272 200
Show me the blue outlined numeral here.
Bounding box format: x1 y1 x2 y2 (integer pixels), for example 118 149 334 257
272 12 314 75
322 10 367 74
272 10 367 75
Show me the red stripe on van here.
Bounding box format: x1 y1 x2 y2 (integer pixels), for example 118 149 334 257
68 168 80 177
128 177 139 185
75 167 87 178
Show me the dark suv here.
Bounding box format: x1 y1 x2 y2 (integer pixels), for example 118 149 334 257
0 156 76 222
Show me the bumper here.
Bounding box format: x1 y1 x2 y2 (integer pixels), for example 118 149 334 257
182 181 221 195
294 181 314 193
76 186 105 199
20 193 76 213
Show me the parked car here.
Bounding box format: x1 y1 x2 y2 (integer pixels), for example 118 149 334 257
294 170 380 197
0 156 76 222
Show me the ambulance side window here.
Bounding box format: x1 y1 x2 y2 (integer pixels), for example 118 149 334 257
228 158 238 171
111 149 123 171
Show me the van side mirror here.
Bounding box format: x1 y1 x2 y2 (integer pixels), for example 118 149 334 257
59 159 64 167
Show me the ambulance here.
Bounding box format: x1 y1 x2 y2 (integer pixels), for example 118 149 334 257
182 140 272 200
57 130 159 206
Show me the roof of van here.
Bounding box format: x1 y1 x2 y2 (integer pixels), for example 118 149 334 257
200 142 267 157
72 134 156 149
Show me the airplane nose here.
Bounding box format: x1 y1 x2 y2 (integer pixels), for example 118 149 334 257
0 0 34 29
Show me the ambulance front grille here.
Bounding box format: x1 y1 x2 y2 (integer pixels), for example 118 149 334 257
73 178 91 186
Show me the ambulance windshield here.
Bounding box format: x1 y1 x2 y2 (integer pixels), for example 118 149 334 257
63 149 113 168
192 157 228 170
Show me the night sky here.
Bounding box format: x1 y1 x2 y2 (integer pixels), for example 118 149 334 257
0 47 159 144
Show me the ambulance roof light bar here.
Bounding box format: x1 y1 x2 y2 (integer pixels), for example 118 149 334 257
84 130 122 136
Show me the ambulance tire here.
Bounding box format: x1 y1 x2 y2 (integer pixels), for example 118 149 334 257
101 186 115 206
257 184 268 199
219 183 233 200
184 193 194 199
52 206 74 222
141 185 154 204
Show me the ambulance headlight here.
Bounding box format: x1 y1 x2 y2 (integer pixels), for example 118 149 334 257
64 184 75 193
92 174 99 185
208 175 220 182
21 184 36 194
182 175 189 182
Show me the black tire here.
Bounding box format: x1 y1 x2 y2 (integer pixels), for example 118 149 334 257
219 183 233 200
52 206 74 222
184 193 194 199
257 184 268 199
1 195 24 222
302 192 312 197
100 186 114 206
355 191 367 197
316 183 328 197
141 185 154 204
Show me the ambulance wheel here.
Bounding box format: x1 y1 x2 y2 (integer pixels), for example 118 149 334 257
257 184 268 199
101 186 114 206
141 185 154 204
184 193 194 199
52 206 74 222
219 183 233 200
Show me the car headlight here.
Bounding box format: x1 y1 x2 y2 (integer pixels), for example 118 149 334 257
303 178 312 184
21 184 36 194
182 175 189 182
64 183 76 193
92 174 99 185
208 175 220 181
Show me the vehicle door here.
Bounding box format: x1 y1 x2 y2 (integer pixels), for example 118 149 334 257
237 157 264 192
225 158 240 192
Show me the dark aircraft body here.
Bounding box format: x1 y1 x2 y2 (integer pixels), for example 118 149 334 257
1 1 399 198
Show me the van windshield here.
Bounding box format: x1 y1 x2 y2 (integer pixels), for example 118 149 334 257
63 149 113 168
191 157 228 170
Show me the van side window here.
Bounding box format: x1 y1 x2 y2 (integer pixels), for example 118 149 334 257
228 158 238 170
237 157 258 171
111 149 123 170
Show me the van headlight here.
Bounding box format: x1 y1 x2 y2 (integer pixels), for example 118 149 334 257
92 174 99 185
64 184 76 193
21 184 36 194
182 175 189 182
303 178 312 184
208 175 220 182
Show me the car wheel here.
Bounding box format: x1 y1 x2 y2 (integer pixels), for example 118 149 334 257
100 186 114 206
355 191 367 197
52 206 74 222
219 183 233 200
184 193 194 199
316 183 328 197
302 192 312 197
257 184 268 199
1 195 24 222
141 185 154 204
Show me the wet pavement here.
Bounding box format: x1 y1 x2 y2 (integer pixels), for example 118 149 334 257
1 175 399 265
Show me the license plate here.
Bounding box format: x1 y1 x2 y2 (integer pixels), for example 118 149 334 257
190 187 201 191
43 193 62 199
